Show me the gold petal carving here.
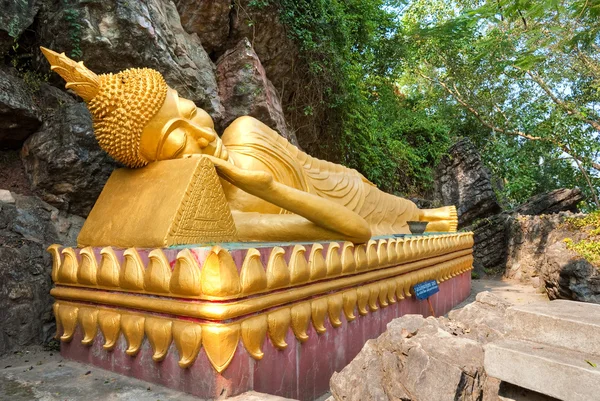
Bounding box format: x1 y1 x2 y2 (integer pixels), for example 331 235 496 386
97 247 120 288
267 308 291 349
57 304 78 342
121 314 145 356
266 247 289 289
377 240 388 267
325 243 342 277
145 317 173 362
59 248 78 284
377 282 389 307
387 239 398 265
240 248 267 295
327 293 343 328
290 302 311 342
172 320 202 368
342 289 357 321
338 242 355 274
289 245 310 285
368 283 380 311
202 324 240 373
354 244 368 272
48 244 62 283
78 247 98 285
121 248 145 291
311 298 328 334
308 244 326 281
356 286 370 315
386 280 397 304
366 240 379 269
145 249 171 293
98 310 121 350
78 307 98 346
170 249 201 296
241 315 267 360
201 246 241 297
395 276 407 300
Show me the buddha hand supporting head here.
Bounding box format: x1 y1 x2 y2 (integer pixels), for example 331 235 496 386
40 47 223 167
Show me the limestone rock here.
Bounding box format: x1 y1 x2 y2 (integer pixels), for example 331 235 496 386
216 38 298 145
0 0 39 53
466 213 514 276
504 212 599 303
227 1 297 96
21 99 119 217
515 188 584 215
0 150 33 196
37 0 223 122
175 0 232 54
0 192 83 356
330 310 502 401
435 138 502 227
0 68 41 149
543 241 600 303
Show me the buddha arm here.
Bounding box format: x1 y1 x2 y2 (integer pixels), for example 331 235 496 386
201 155 372 243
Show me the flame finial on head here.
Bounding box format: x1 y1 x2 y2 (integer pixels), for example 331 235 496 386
40 47 100 102
40 47 168 167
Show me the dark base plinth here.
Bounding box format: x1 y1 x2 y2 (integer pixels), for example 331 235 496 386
61 272 471 400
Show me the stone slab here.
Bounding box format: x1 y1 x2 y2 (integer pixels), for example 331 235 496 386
507 300 600 356
485 339 600 401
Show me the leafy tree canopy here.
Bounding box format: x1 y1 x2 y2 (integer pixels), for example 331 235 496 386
269 0 600 208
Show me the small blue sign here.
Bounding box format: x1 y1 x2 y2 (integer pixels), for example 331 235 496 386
413 280 439 300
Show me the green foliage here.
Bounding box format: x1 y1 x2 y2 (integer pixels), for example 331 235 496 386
63 0 83 59
272 0 450 194
564 211 600 266
399 0 600 208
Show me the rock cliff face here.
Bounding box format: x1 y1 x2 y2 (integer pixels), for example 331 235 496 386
505 212 599 303
0 191 83 355
435 138 502 228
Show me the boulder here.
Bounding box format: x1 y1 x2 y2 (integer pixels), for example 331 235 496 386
543 241 600 303
434 138 502 227
329 307 504 401
504 212 599 303
216 38 298 145
0 0 39 53
0 192 83 356
467 213 514 277
37 0 223 122
21 98 118 217
174 0 232 54
0 68 41 149
514 188 584 215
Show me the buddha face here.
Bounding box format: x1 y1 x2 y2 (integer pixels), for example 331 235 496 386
139 87 218 162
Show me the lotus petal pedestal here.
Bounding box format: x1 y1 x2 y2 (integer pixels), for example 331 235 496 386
49 233 473 400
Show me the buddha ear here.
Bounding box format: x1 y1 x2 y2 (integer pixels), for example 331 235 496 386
40 47 100 102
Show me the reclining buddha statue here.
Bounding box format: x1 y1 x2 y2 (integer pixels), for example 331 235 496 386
41 47 457 246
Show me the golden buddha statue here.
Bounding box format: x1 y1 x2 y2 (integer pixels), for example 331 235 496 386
41 47 457 245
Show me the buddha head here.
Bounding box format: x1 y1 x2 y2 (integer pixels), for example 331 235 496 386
40 47 218 167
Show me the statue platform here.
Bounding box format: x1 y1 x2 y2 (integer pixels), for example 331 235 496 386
49 233 473 400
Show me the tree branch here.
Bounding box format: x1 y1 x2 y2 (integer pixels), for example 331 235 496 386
525 70 600 131
417 69 600 171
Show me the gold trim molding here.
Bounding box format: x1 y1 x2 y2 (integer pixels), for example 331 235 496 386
48 233 474 300
53 254 473 373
